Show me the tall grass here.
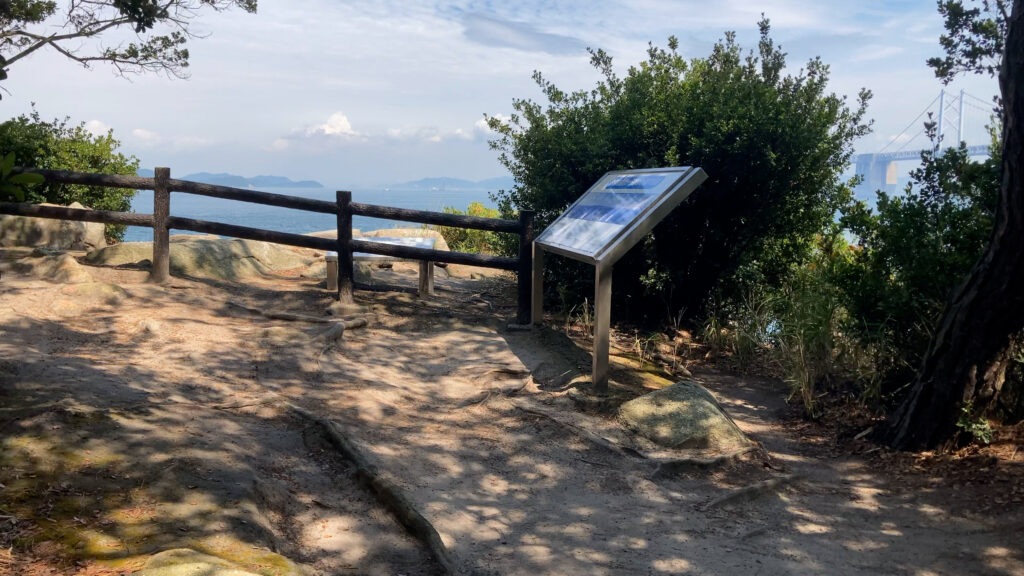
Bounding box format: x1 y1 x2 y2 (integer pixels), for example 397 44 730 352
774 261 844 416
701 235 882 417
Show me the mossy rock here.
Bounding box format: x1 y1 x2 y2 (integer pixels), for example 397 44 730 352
618 380 752 452
135 548 305 576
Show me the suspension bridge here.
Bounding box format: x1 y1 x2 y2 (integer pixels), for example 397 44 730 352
854 89 995 196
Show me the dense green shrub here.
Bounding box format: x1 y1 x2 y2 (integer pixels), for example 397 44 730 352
697 133 1004 416
488 19 870 324
839 134 1001 397
0 110 140 241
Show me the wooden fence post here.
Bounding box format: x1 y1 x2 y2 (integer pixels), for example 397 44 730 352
150 167 170 283
336 190 354 303
516 210 536 325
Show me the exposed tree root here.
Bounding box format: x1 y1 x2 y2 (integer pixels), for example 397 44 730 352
455 378 530 408
650 446 760 478
211 394 281 411
701 474 800 511
513 401 646 459
227 299 376 327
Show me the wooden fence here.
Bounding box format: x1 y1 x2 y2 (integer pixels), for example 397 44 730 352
0 167 536 324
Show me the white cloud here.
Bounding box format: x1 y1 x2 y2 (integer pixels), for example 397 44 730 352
270 138 290 151
307 112 360 138
129 128 211 151
132 128 161 143
84 120 110 136
387 126 440 142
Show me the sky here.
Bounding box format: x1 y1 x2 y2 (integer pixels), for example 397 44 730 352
3 0 1003 188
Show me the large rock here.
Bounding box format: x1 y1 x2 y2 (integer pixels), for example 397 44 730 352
134 548 305 576
618 380 752 452
0 202 107 251
85 237 316 282
11 252 94 284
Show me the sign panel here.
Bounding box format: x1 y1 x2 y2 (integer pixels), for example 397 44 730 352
534 167 706 264
531 166 708 391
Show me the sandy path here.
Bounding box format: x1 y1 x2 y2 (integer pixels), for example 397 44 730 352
255 284 1024 575
1 253 1022 575
0 266 440 575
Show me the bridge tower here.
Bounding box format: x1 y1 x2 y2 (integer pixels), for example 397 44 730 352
854 89 987 197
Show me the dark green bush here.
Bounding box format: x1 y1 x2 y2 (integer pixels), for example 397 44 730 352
839 134 1000 398
488 19 869 324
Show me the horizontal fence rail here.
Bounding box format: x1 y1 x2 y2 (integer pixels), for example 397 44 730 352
169 179 337 214
12 168 154 190
0 166 536 323
350 238 519 270
0 201 155 227
167 216 338 252
351 202 521 233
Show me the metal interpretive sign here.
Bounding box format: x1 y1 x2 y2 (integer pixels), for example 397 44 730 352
532 166 708 391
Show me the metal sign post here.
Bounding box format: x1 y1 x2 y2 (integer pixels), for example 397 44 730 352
532 166 708 392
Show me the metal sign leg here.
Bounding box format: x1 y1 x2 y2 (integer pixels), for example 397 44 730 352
532 244 545 326
593 263 612 393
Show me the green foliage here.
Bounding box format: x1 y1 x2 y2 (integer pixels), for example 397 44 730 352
956 401 994 443
436 202 501 253
839 129 1000 394
0 1 257 83
0 109 140 240
0 151 43 201
928 0 1009 83
489 18 870 323
773 234 856 416
701 234 866 416
723 131 1005 417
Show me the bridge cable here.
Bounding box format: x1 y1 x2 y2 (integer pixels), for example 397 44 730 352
878 92 940 154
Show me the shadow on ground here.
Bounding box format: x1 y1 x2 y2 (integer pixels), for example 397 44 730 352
1 253 1022 576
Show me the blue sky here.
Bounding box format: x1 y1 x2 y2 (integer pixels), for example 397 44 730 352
4 0 1001 187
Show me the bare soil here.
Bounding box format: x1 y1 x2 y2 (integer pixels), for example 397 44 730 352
1 249 1022 575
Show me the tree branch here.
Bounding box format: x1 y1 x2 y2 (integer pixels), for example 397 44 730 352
1 0 256 79
4 16 131 68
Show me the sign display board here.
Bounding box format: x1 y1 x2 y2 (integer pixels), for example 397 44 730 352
351 236 435 260
535 167 707 265
531 166 707 392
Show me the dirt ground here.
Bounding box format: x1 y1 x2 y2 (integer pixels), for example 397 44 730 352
1 248 1022 575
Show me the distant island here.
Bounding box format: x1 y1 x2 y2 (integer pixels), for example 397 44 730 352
392 176 515 191
136 169 323 189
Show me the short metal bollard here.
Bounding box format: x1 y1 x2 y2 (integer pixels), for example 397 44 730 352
325 253 338 292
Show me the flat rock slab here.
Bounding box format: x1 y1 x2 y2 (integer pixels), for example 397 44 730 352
618 380 752 452
86 238 315 282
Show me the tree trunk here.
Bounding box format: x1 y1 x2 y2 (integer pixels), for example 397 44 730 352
885 0 1024 450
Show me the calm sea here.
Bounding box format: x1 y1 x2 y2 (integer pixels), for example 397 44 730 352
124 187 498 242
